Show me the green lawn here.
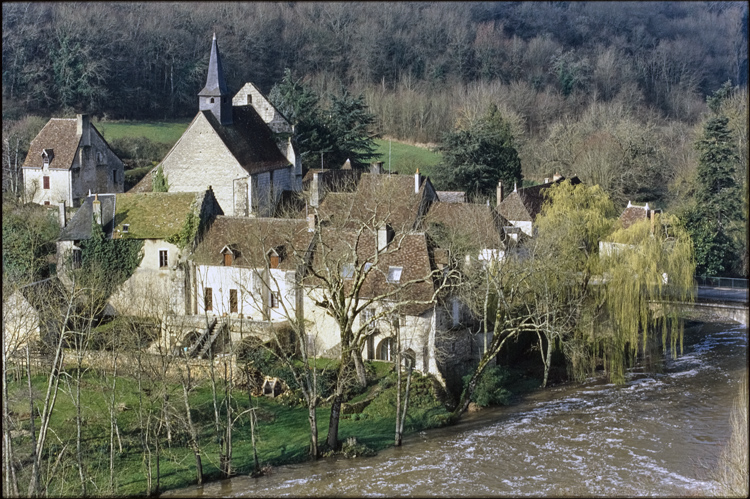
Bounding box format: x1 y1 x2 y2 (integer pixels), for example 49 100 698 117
95 120 191 145
372 139 442 177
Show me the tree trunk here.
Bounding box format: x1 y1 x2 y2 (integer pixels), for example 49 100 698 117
542 334 553 389
397 357 414 445
327 393 342 450
395 347 402 446
181 374 202 485
3 345 19 497
351 349 367 387
308 404 319 459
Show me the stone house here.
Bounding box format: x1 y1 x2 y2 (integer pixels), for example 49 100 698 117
22 114 124 207
56 189 223 317
136 35 302 217
3 277 68 353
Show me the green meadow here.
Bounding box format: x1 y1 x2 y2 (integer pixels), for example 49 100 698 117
95 120 191 145
372 139 442 176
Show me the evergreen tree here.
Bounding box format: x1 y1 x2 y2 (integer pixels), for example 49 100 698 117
434 104 522 200
685 113 743 276
323 89 380 170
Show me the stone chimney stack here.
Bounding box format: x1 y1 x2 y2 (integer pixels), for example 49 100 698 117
307 213 317 232
310 172 321 207
58 201 66 228
496 180 503 206
544 177 550 184
92 193 102 225
553 172 562 182
377 224 393 252
77 114 90 147
415 169 421 194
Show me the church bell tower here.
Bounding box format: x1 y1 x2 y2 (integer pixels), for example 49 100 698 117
198 34 232 125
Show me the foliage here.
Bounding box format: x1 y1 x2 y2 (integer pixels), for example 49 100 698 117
108 136 171 170
152 164 169 192
463 365 512 407
2 202 59 282
78 221 143 291
433 103 522 200
166 209 198 250
683 114 743 276
269 70 379 171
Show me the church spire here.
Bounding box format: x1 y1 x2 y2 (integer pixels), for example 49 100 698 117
198 34 232 125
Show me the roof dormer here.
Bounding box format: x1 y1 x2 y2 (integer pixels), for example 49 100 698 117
221 244 239 266
42 149 54 167
266 245 286 269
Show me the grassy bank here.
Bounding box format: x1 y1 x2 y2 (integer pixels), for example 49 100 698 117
372 138 442 177
5 357 453 497
95 120 191 145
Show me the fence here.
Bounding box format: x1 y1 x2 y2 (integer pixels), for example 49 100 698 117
695 276 748 289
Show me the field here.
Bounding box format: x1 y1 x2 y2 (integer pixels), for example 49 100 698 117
94 120 441 177
95 120 191 145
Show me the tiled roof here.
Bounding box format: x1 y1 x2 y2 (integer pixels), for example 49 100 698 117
436 191 466 203
202 106 289 175
192 216 314 270
498 176 581 223
308 228 436 316
302 168 361 189
317 173 434 233
128 169 154 193
425 202 506 249
59 194 116 241
111 192 200 240
23 119 80 170
620 204 653 229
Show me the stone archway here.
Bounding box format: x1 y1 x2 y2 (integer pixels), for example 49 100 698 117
376 336 394 361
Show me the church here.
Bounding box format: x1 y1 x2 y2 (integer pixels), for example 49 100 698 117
144 34 303 217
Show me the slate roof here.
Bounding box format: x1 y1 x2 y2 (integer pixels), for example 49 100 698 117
192 216 314 271
436 191 466 203
59 194 116 241
23 119 80 170
316 173 435 233
425 202 507 249
498 176 581 222
308 228 437 316
201 106 290 174
128 169 154 193
198 35 228 97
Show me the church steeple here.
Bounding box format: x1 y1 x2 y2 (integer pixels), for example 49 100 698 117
198 33 232 125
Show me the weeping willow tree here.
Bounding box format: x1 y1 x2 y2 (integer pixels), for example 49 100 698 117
451 180 695 418
535 181 695 384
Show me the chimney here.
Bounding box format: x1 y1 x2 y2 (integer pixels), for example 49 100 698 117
58 201 66 228
77 114 90 147
496 180 503 206
92 193 102 225
513 181 518 192
310 173 321 207
544 177 550 184
553 172 562 182
370 161 383 175
377 224 393 252
650 209 656 235
307 213 317 232
415 169 421 194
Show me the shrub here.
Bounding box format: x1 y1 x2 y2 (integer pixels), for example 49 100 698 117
464 365 512 407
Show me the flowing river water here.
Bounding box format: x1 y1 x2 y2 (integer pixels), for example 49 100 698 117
163 321 747 497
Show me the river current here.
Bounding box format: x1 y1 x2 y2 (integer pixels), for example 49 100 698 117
163 321 747 497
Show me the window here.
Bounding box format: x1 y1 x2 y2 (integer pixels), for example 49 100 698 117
364 262 373 272
229 289 238 313
159 249 168 268
387 266 403 283
270 292 280 309
43 156 49 167
204 288 213 311
43 176 50 189
247 94 252 104
270 254 280 268
362 308 375 330
72 249 82 269
112 170 117 184
122 224 129 233
376 337 394 361
342 264 354 280
210 97 215 103
224 252 233 266
44 201 50 206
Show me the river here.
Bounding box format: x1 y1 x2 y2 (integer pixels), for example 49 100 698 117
163 321 747 497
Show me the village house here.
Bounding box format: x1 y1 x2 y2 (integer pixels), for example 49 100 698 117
56 189 223 317
497 174 581 236
22 114 125 207
133 35 303 217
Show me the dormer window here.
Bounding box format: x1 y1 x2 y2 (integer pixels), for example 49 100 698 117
387 266 403 283
267 246 285 269
122 224 129 233
221 245 238 266
42 149 53 167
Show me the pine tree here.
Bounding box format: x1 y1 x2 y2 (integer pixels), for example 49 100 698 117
433 104 522 200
